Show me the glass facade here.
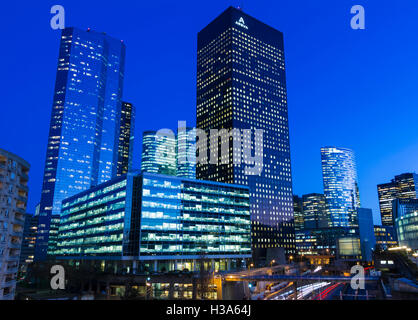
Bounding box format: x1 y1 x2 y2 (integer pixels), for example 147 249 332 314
321 147 360 227
140 173 251 259
374 225 397 250
36 27 127 260
377 173 418 226
302 193 328 229
293 195 304 231
141 130 177 176
357 208 376 262
393 198 418 250
295 227 360 259
117 101 135 176
177 127 196 179
55 176 129 258
20 213 38 269
54 173 251 262
196 6 295 256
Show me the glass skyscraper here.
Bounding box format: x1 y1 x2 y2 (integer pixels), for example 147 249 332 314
377 173 418 226
292 195 304 231
36 27 127 260
196 7 295 258
141 128 196 179
141 130 177 176
177 127 196 179
302 193 328 229
321 147 360 228
116 101 135 176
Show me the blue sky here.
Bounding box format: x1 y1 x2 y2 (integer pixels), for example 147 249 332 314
1 0 418 224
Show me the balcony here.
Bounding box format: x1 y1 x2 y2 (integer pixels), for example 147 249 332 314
10 230 23 237
7 255 20 262
20 172 29 180
18 184 29 192
2 292 15 300
15 207 26 214
17 195 27 202
13 217 25 227
5 267 18 274
1 279 16 289
9 241 21 249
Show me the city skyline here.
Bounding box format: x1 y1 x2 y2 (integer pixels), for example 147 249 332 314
1 1 418 226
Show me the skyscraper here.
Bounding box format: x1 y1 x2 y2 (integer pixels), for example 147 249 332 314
321 147 360 227
302 193 328 229
293 195 304 231
196 7 295 258
177 127 196 179
141 130 177 176
36 27 126 260
20 213 38 271
116 101 135 176
0 148 30 300
377 173 418 226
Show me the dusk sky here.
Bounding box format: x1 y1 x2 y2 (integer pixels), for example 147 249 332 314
1 0 418 224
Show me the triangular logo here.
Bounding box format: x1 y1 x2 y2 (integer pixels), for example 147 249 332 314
235 17 249 29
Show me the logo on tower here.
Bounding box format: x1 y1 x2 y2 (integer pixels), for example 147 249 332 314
235 17 249 29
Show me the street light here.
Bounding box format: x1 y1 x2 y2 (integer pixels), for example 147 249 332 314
249 263 254 270
270 260 275 267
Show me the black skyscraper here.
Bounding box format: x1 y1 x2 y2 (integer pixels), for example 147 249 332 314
196 7 295 260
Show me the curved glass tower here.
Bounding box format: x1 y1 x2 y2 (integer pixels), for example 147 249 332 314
321 147 360 227
35 27 126 261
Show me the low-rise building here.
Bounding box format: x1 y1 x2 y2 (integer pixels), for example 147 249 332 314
53 172 251 272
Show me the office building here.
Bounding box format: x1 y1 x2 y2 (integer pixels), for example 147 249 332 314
302 193 328 229
293 196 304 231
374 225 397 250
196 6 295 259
36 27 127 260
321 147 360 227
393 199 418 250
0 148 30 300
377 173 418 226
357 208 376 262
116 101 135 176
141 130 177 176
54 172 251 272
177 127 196 179
19 213 38 271
295 227 361 260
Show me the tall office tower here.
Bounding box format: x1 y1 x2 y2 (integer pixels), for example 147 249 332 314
196 7 295 258
302 193 328 229
117 102 135 175
293 196 304 231
36 27 126 260
19 213 38 272
177 127 196 179
141 130 177 176
377 173 418 226
0 148 30 300
321 147 360 227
